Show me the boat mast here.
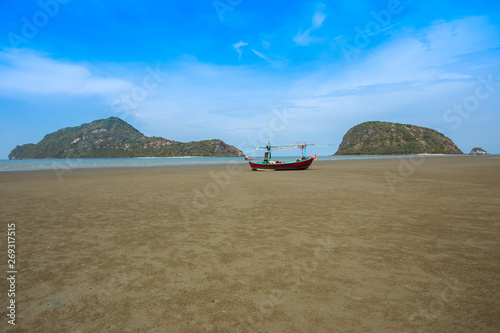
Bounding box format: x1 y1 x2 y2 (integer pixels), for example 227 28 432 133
266 138 271 160
298 141 307 158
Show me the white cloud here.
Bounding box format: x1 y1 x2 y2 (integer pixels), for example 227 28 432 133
0 49 133 96
312 11 326 29
302 16 500 98
294 4 327 46
233 41 248 60
251 49 278 66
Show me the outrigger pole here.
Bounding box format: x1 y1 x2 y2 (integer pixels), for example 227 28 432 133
265 138 272 161
297 141 307 158
245 141 335 160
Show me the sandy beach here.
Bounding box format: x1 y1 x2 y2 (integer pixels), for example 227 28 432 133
1 156 499 332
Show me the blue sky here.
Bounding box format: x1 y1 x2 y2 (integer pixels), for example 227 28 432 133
1 0 499 158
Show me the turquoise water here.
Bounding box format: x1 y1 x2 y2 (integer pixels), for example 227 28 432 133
0 154 468 172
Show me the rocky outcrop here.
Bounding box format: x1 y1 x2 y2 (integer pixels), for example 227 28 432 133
469 147 488 155
335 121 463 155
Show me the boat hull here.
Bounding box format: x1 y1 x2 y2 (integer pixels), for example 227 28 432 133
249 158 314 171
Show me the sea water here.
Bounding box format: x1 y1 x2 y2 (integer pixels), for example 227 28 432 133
0 154 467 172
0 157 246 172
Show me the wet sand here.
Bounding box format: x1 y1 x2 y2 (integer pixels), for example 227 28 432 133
1 156 499 332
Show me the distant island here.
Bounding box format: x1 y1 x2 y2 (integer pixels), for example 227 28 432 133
469 147 488 155
335 121 463 155
9 117 244 159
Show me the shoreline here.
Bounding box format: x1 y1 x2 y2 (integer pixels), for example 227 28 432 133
2 154 496 174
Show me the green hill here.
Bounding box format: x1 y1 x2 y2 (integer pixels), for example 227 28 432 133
9 117 244 159
335 121 463 155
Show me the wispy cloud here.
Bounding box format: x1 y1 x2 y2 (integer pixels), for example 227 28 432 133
251 49 278 65
0 49 132 96
312 10 326 29
294 4 327 46
233 41 248 60
297 16 500 98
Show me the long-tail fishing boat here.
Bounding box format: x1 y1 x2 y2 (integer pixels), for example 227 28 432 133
246 139 333 171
